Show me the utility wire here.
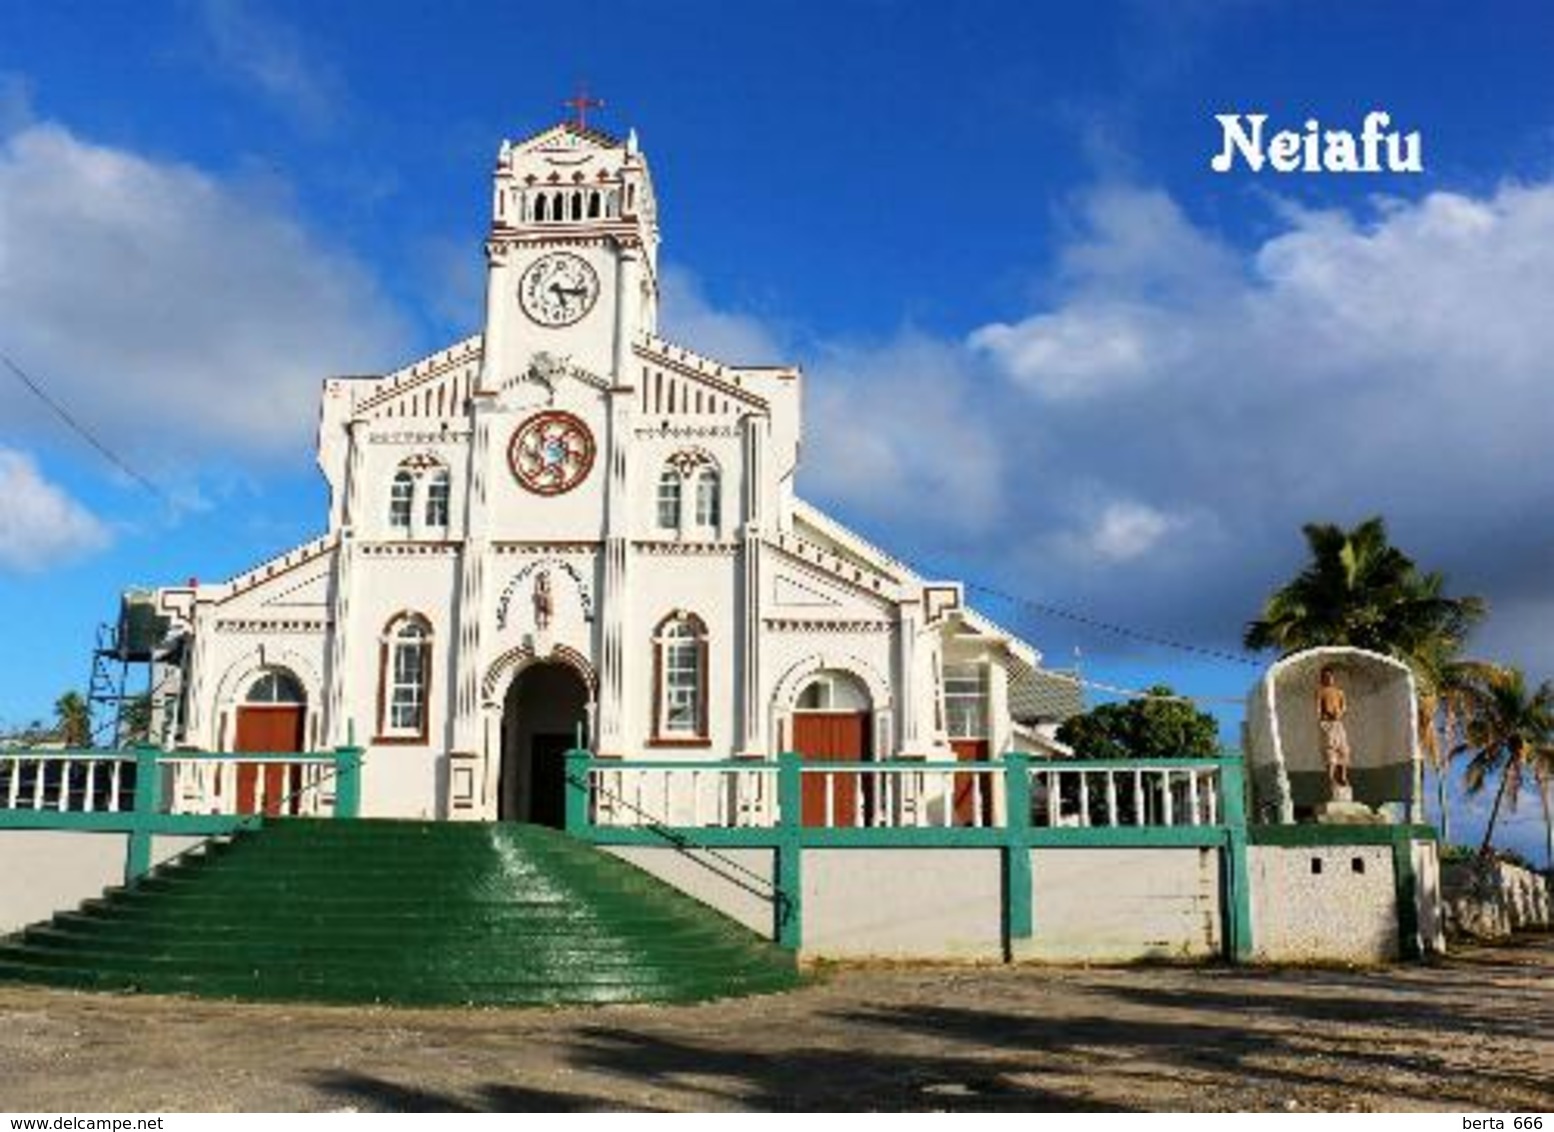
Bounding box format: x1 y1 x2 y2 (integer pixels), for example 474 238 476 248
1035 666 1246 706
956 577 1264 669
2 351 170 503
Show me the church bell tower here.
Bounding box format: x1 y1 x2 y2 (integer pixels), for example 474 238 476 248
479 118 661 390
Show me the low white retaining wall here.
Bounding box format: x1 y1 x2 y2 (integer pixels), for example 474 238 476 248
1443 859 1552 940
0 830 128 935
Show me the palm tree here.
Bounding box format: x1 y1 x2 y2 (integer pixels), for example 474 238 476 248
1413 648 1501 844
53 691 91 748
1454 666 1554 857
1536 758 1554 871
1244 517 1485 659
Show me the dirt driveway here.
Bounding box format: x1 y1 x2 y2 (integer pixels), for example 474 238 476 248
0 940 1549 1112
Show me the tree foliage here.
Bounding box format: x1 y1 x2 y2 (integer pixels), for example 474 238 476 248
53 690 91 748
1244 516 1485 663
1452 665 1554 857
1056 685 1220 760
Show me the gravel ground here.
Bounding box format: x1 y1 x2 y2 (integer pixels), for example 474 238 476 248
0 939 1550 1112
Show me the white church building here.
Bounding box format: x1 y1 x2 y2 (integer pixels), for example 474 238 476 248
149 120 1075 824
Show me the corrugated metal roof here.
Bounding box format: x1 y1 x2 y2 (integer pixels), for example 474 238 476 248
1009 664 1084 724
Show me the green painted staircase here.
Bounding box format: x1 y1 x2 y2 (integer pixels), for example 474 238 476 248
0 820 799 1005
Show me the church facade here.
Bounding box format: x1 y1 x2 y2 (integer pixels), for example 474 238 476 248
150 121 1071 822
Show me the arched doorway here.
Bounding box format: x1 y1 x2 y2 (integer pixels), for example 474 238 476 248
500 662 589 826
233 668 306 815
791 669 873 827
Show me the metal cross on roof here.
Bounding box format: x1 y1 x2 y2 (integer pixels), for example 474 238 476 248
563 85 605 131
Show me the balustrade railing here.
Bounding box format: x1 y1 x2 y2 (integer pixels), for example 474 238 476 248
567 749 1253 957
1032 761 1221 829
575 753 1235 833
0 750 137 814
0 746 362 822
0 744 363 881
588 761 777 829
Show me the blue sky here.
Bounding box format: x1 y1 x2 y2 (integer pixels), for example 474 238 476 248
1 1 1551 859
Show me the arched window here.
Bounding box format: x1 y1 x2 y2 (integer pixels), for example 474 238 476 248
389 471 414 531
246 669 305 705
534 193 547 222
378 614 432 742
425 469 451 528
656 467 682 530
653 613 708 744
694 467 721 529
795 670 871 712
588 190 601 218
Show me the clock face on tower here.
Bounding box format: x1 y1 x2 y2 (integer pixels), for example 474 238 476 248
518 252 600 327
508 411 595 496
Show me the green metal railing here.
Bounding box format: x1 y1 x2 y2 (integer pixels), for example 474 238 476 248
0 745 363 881
564 749 1254 959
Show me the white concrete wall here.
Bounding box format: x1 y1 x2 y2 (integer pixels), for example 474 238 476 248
1250 844 1398 962
1412 839 1446 954
150 834 210 873
0 831 127 933
1024 847 1222 961
802 848 1004 959
1443 859 1552 939
604 846 775 937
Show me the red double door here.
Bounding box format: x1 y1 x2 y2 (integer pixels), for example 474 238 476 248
233 706 305 816
793 712 870 827
793 715 993 828
950 739 993 826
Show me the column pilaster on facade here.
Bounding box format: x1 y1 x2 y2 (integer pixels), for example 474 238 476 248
451 397 496 754
182 599 212 747
341 418 366 530
612 243 641 383
596 386 634 756
738 413 768 755
595 536 629 756
322 529 356 747
895 597 938 758
987 655 1012 756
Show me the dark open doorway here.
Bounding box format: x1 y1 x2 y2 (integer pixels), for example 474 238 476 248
499 662 589 826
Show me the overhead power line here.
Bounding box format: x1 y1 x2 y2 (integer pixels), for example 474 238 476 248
901 551 1265 671
962 578 1263 668
2 351 170 502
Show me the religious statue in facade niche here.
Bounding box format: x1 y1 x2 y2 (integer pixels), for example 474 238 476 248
1316 666 1353 801
532 570 553 632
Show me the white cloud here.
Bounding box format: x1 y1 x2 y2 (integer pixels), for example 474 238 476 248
803 332 1007 537
790 180 1554 680
0 447 109 571
1074 500 1184 564
194 0 343 130
657 264 787 365
970 303 1187 400
0 120 409 472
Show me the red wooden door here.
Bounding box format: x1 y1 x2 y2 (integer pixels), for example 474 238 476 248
951 739 992 826
233 706 305 816
793 712 870 827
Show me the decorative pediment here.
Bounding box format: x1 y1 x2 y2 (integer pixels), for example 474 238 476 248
259 570 331 610
496 352 611 409
772 575 842 609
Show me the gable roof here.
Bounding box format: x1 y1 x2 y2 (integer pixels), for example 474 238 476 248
512 121 624 152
